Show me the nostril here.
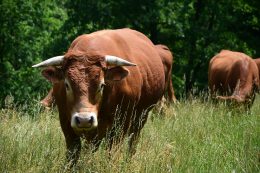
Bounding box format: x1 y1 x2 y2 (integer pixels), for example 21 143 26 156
89 116 94 124
75 116 81 125
72 113 97 129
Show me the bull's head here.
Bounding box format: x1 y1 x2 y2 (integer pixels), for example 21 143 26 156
32 54 136 134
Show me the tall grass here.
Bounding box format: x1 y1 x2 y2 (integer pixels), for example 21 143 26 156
0 95 259 172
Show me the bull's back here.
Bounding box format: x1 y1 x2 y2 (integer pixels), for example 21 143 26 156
84 29 165 107
118 30 165 106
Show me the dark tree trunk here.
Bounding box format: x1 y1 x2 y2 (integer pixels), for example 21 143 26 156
185 0 203 95
150 22 158 44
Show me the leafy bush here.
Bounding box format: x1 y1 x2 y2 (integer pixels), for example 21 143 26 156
0 0 259 105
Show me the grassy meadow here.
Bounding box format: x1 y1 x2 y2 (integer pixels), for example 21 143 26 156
0 95 259 173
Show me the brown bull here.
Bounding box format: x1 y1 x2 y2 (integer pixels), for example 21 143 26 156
39 45 177 108
155 44 176 103
208 50 259 108
33 28 166 164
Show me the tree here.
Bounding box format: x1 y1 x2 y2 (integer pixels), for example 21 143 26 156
1 0 259 105
0 0 67 106
160 0 260 96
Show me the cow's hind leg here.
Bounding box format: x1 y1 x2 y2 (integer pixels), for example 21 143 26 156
166 74 177 103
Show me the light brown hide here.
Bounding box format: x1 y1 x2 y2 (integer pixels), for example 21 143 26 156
37 28 167 164
208 50 259 108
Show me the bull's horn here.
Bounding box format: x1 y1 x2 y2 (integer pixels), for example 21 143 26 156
32 55 64 68
105 55 136 66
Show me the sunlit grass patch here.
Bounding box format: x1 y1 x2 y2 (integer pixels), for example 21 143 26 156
0 94 259 172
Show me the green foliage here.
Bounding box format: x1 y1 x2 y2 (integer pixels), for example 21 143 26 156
0 0 260 105
0 95 259 172
0 0 67 106
165 0 260 94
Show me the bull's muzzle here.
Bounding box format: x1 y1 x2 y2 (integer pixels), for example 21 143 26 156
71 112 98 130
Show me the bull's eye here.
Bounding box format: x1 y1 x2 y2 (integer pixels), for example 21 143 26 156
95 74 100 79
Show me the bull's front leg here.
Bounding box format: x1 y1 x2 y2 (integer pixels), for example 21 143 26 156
65 135 81 168
57 107 81 167
60 119 81 167
82 129 102 153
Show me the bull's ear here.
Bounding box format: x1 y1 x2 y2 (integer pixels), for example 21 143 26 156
105 67 129 81
42 67 63 84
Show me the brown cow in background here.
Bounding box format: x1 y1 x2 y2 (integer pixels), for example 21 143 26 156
254 58 260 77
40 88 54 108
208 50 259 109
33 28 168 165
253 58 260 94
